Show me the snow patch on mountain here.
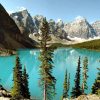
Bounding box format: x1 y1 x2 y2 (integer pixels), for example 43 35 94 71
75 16 86 21
57 19 62 22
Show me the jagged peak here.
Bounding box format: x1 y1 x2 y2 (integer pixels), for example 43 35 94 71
72 16 87 24
49 19 55 22
33 15 45 21
10 9 28 15
75 16 86 20
56 19 63 23
92 20 100 25
33 15 44 18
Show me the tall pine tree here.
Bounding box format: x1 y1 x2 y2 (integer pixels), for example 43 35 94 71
92 68 100 95
82 57 88 94
11 55 23 99
71 56 82 98
22 66 30 99
38 18 56 100
62 69 70 99
68 73 70 96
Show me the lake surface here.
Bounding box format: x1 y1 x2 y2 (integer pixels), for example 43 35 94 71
0 48 100 100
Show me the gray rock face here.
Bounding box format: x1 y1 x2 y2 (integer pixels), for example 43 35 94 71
10 10 35 38
33 15 45 32
10 12 68 39
33 16 68 39
92 21 100 36
64 17 97 39
48 19 68 39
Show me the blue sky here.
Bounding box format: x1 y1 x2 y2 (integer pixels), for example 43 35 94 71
0 0 100 23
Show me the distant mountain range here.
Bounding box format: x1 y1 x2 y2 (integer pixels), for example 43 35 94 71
10 9 100 40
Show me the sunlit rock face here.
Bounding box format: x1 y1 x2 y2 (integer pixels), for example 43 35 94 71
64 16 97 39
48 19 68 39
92 21 100 36
33 16 68 39
10 10 35 38
33 15 45 32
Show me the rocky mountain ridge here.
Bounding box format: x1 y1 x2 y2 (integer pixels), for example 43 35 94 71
10 10 100 41
92 21 100 36
64 17 97 39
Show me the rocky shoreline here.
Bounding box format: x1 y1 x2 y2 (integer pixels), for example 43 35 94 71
0 49 16 56
63 94 100 100
0 94 100 100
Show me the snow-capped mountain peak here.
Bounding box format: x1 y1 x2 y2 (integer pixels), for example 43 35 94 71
72 16 86 24
75 16 86 21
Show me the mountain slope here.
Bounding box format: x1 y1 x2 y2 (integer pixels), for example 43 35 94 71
64 16 97 39
71 39 100 51
92 21 100 36
10 9 35 38
0 4 36 49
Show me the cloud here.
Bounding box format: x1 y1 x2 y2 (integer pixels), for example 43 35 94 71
17 6 27 11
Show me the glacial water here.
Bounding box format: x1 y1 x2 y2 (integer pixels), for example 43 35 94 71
0 48 100 100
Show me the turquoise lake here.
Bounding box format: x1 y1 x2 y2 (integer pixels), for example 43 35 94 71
0 48 100 100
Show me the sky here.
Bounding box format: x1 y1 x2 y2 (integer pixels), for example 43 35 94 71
0 0 100 23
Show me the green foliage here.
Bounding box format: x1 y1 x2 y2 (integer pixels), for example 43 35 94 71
72 39 100 51
82 57 88 94
22 66 30 99
92 68 100 96
11 55 23 99
11 56 30 100
71 57 82 98
62 70 70 99
38 18 56 100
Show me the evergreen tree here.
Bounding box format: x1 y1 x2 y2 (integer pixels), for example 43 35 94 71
22 66 30 99
68 73 70 96
82 57 88 94
92 68 100 95
62 70 70 99
71 56 82 98
38 18 56 100
11 55 23 99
